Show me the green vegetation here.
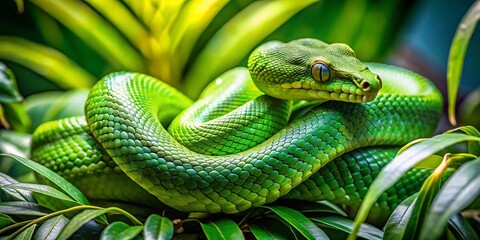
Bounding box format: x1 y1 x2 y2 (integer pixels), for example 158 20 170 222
0 1 479 239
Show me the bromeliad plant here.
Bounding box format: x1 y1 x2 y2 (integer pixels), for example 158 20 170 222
0 0 479 239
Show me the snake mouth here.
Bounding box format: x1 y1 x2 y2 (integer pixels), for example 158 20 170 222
278 80 378 103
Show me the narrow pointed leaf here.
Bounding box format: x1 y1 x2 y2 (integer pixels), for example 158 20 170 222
0 172 35 202
196 218 243 240
264 205 329 240
0 63 22 103
312 216 383 240
0 213 16 228
34 214 69 240
0 201 50 216
12 223 36 240
0 37 95 89
31 0 146 71
2 183 79 206
384 194 417 239
0 154 89 205
447 125 480 155
350 133 480 239
144 214 173 240
249 217 296 240
87 0 153 59
294 201 347 216
419 158 480 240
447 1 480 125
183 0 317 98
100 221 142 240
447 214 479 240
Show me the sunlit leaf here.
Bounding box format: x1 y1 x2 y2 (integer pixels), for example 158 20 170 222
196 218 243 240
446 125 480 155
87 0 153 59
12 223 36 240
312 216 383 240
100 221 142 240
447 1 480 125
419 158 480 240
0 37 95 89
2 102 31 132
30 0 146 72
0 62 22 103
0 154 89 205
144 214 173 240
264 205 329 240
183 0 318 98
34 214 69 240
0 201 50 216
350 133 480 239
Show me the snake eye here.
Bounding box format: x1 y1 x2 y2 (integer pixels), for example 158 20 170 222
311 62 331 82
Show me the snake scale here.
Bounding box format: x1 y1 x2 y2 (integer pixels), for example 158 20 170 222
31 39 442 223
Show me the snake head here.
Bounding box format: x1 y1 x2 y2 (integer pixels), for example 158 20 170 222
248 38 382 103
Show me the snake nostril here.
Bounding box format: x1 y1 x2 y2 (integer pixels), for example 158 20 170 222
361 81 370 91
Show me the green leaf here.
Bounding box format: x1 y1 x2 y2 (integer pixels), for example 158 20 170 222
419 158 480 240
312 216 383 240
34 214 69 240
100 221 142 240
350 133 480 239
294 201 348 216
2 102 31 132
447 214 479 240
264 205 329 240
0 172 35 202
183 0 318 98
447 1 480 125
57 207 142 240
384 194 417 239
196 218 243 240
0 212 16 228
447 126 480 155
2 183 81 210
0 201 50 216
0 154 89 205
143 214 174 240
30 0 146 72
0 37 95 89
0 62 22 103
249 217 296 240
12 223 36 240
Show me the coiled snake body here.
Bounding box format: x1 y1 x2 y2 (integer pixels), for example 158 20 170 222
31 39 442 223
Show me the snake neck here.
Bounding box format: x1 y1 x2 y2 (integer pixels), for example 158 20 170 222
84 67 442 213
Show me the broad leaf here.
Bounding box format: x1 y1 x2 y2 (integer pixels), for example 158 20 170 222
100 221 142 240
0 154 89 205
419 158 480 240
264 205 329 240
34 214 69 240
0 201 50 216
144 214 174 240
197 218 243 240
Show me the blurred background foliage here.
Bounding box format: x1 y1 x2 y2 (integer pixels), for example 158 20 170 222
0 0 479 239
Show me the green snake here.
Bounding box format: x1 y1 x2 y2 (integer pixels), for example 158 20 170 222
31 39 442 223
